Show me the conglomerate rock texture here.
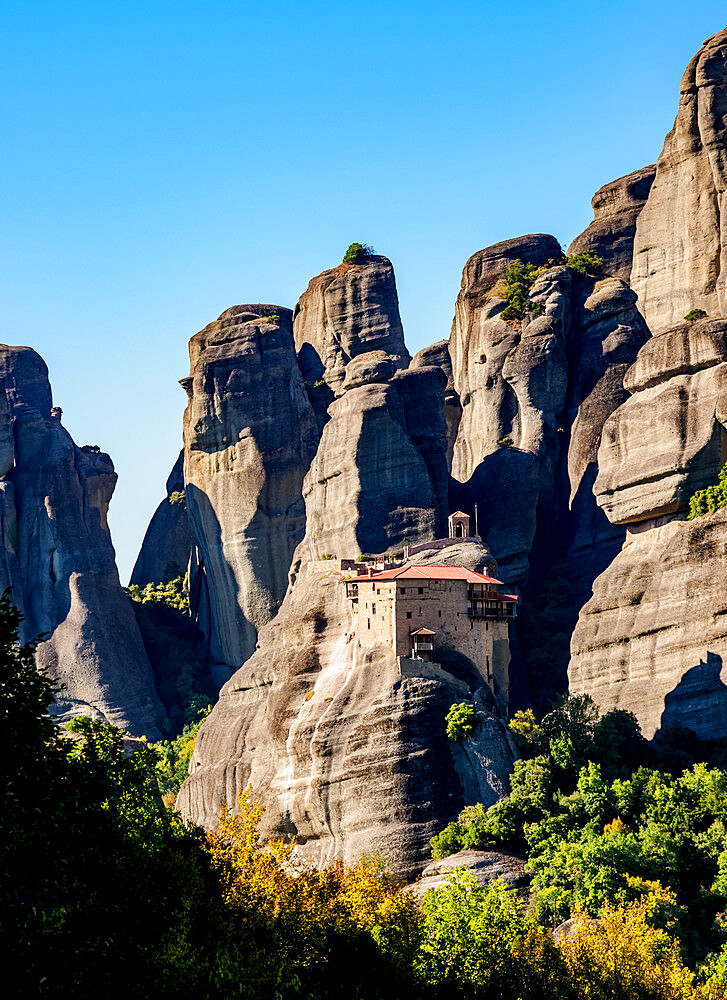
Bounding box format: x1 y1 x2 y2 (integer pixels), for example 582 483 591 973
0 346 162 736
631 29 727 332
130 450 191 586
182 305 319 683
594 319 727 525
567 165 656 282
411 340 461 468
178 541 516 878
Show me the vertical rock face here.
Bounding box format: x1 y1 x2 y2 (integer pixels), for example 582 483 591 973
0 346 163 737
130 450 191 586
631 29 727 332
569 318 727 737
182 305 319 682
178 542 515 879
594 319 727 525
293 255 411 395
449 235 564 486
569 511 727 739
411 340 461 469
289 351 449 582
567 165 656 282
448 234 648 592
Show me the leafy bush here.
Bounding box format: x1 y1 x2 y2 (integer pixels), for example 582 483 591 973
499 252 605 323
150 704 211 796
445 701 478 741
168 489 186 506
432 695 727 963
688 462 727 519
501 259 547 321
343 242 375 264
497 435 514 448
685 308 708 322
126 574 214 729
127 573 189 613
563 250 605 278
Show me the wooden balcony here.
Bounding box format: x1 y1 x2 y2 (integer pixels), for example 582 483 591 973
467 601 517 620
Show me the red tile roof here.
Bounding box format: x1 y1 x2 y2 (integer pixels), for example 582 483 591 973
366 564 503 585
410 627 435 635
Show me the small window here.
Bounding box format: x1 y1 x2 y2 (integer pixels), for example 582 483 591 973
372 603 376 615
406 611 412 619
418 587 424 595
367 620 371 630
438 610 442 618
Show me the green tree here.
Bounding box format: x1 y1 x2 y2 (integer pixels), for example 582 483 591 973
342 242 374 264
445 701 478 740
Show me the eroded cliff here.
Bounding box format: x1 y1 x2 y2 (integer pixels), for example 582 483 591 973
0 346 163 736
178 541 515 878
182 305 319 683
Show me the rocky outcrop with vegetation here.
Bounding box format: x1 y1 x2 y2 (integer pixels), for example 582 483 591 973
130 450 190 586
178 540 515 877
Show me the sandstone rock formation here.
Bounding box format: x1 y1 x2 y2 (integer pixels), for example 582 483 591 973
0 346 163 737
178 541 516 878
182 305 319 683
569 509 727 739
631 29 727 332
567 165 656 282
568 29 727 741
294 255 410 396
569 316 727 737
411 340 461 469
411 849 529 903
288 352 449 583
448 235 649 592
130 450 191 585
594 318 727 525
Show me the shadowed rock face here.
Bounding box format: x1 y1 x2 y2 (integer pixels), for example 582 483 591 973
293 255 411 396
0 346 163 737
631 29 727 332
567 165 656 282
569 510 727 739
130 450 191 586
568 30 727 740
411 340 461 469
449 235 649 591
288 352 449 583
182 305 319 683
177 542 515 878
595 319 727 525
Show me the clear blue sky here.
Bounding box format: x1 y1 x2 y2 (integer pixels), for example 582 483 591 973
2 2 725 581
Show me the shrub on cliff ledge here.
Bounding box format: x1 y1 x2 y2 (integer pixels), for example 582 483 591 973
343 242 374 264
687 462 727 519
446 701 478 740
685 308 708 322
